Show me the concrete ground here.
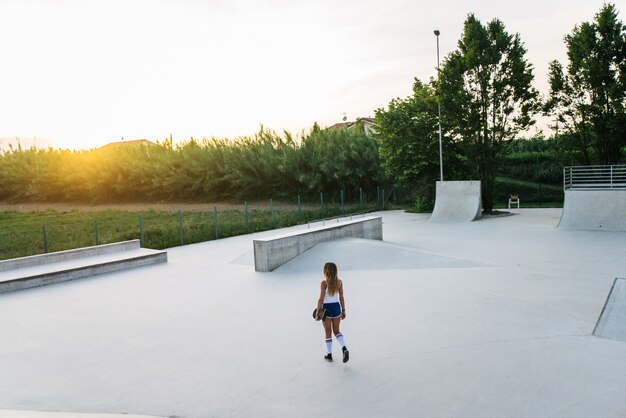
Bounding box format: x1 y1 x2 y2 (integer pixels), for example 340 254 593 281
1 209 626 418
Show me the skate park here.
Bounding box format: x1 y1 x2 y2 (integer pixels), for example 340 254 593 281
2 194 626 417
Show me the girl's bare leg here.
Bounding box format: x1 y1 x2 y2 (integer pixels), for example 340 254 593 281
331 317 341 336
323 317 332 339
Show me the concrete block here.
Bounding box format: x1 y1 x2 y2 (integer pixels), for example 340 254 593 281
0 240 141 272
0 240 161 294
0 250 167 294
253 216 382 272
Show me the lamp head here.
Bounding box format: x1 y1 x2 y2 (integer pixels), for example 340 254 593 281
434 30 440 36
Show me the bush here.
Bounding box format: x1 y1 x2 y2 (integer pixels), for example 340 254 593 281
414 196 433 212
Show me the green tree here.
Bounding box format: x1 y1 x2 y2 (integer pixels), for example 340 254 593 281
439 14 540 212
374 79 467 202
545 3 626 165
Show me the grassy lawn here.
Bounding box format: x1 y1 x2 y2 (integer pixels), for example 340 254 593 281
492 201 563 209
0 179 565 261
0 203 375 261
494 177 563 206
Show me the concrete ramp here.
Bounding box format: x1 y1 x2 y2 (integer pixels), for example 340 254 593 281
593 278 626 341
429 181 482 222
277 237 486 273
558 189 626 231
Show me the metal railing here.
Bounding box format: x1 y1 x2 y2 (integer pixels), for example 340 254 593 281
563 165 626 190
307 212 369 229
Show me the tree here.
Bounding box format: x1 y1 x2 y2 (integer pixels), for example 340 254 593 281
545 3 626 165
439 15 540 212
374 79 467 202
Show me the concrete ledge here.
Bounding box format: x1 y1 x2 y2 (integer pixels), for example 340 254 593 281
0 250 167 294
0 411 164 418
0 240 141 272
253 216 382 272
0 241 167 294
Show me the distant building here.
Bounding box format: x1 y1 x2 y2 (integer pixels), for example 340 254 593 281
327 117 376 135
99 139 155 150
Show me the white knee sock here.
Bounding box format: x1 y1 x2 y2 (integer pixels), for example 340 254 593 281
325 338 332 354
336 333 346 348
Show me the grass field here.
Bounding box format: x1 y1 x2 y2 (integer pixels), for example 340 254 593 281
0 181 565 261
0 202 377 261
494 177 563 205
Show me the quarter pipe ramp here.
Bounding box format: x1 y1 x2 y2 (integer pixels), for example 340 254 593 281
593 278 626 342
429 181 482 223
558 189 626 231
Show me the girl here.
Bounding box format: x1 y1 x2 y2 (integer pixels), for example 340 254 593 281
317 262 349 363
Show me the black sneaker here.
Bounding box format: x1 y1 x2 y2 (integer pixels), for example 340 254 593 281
342 346 349 363
324 353 333 362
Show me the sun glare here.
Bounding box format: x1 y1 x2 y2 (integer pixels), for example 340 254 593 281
0 0 609 150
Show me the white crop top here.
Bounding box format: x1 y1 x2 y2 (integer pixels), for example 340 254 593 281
323 283 340 303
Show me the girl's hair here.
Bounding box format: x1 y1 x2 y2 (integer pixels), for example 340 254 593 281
323 262 339 296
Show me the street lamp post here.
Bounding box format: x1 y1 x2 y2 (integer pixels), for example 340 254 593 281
434 29 443 181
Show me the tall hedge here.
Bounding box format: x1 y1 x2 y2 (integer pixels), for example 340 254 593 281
0 126 384 203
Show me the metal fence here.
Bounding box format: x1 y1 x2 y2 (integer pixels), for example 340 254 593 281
563 165 626 190
0 188 403 261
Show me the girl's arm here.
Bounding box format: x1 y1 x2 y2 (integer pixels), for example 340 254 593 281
339 280 346 319
317 281 326 311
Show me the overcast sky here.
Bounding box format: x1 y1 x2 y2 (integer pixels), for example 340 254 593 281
0 0 617 149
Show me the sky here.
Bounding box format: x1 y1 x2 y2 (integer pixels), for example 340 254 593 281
0 0 618 150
